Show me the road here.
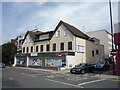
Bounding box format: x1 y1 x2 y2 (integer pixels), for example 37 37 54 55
2 66 119 89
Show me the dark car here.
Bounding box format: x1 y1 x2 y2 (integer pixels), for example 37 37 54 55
70 63 94 74
94 60 110 71
0 62 5 68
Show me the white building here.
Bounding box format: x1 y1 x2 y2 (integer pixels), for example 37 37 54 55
86 30 112 58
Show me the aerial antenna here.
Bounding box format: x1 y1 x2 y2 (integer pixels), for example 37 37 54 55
82 25 86 33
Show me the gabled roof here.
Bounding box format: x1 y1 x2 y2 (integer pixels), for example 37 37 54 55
22 30 44 44
22 21 93 44
52 20 90 40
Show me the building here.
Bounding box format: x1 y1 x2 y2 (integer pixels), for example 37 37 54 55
114 23 120 76
16 29 43 53
86 30 112 58
13 21 104 70
11 38 18 45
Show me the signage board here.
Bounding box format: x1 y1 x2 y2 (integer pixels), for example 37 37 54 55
31 53 38 56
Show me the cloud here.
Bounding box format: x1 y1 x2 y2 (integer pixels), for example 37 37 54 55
2 1 118 44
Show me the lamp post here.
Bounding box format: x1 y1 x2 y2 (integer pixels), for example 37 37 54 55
109 0 115 75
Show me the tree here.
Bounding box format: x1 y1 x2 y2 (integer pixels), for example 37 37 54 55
2 42 17 64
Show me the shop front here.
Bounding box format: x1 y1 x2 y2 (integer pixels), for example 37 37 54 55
14 52 75 70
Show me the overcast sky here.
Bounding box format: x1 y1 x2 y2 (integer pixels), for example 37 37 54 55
1 0 119 45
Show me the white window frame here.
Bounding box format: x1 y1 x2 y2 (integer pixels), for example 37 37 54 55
56 31 60 37
77 45 84 53
64 29 68 36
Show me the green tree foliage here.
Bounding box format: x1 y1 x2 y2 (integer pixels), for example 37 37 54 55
2 42 17 64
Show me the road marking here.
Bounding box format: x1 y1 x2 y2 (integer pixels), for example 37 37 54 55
78 79 105 86
20 73 36 77
47 79 84 88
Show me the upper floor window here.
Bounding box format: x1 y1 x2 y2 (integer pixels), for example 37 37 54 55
60 43 64 50
23 47 25 53
36 46 39 52
64 29 68 35
77 45 84 53
46 44 50 51
96 50 99 55
53 43 56 51
39 34 49 40
56 31 60 37
26 47 29 53
31 46 33 53
41 45 44 52
68 41 72 50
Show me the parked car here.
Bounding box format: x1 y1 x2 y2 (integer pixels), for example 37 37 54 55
70 63 94 74
94 60 110 71
0 62 5 68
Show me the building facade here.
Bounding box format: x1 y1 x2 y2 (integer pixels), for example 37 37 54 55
86 30 112 58
13 21 104 70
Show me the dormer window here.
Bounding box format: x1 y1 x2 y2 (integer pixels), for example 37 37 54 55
39 34 49 40
56 31 60 37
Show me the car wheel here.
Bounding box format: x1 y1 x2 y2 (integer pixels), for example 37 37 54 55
81 70 85 74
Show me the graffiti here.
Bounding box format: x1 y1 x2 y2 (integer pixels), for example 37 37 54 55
29 58 42 66
45 59 62 67
16 57 26 65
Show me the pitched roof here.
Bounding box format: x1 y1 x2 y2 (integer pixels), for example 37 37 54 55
22 21 93 44
52 20 91 40
62 21 90 39
22 30 44 43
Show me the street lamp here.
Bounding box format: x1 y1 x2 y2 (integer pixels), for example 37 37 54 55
109 0 115 75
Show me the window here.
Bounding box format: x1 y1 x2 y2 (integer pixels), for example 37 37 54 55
68 42 72 50
26 47 29 53
96 50 99 55
41 45 43 52
92 50 94 57
77 45 84 52
46 44 50 51
36 46 39 52
56 31 60 37
31 46 33 53
60 43 64 50
64 29 68 35
39 34 49 40
53 43 56 51
23 47 25 53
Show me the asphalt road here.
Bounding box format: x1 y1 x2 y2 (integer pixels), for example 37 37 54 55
2 66 119 88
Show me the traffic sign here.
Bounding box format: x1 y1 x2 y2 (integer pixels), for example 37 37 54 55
111 49 117 56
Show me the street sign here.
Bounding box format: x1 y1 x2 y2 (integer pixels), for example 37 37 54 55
58 53 62 57
111 49 117 56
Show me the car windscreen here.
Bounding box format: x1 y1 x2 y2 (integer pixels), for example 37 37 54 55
97 61 105 64
76 64 85 68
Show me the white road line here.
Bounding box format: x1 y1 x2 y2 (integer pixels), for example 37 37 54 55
78 79 105 86
20 73 36 77
47 79 84 88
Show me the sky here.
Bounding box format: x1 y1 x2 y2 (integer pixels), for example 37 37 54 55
1 0 119 45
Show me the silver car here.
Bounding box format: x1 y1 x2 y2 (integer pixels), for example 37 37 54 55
0 62 5 68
